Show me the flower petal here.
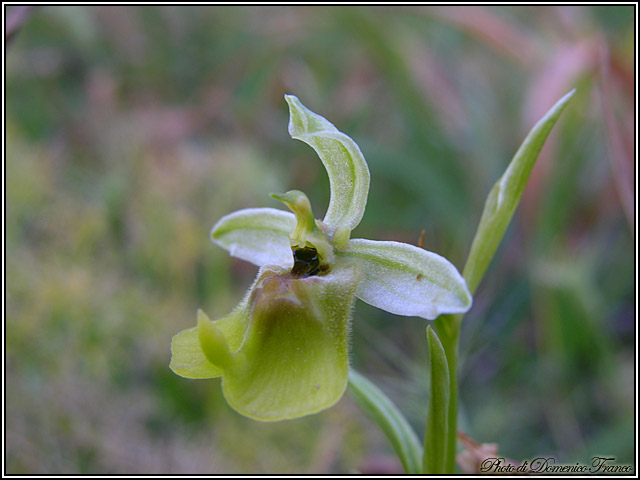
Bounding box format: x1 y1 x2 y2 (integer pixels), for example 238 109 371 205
211 207 295 268
170 326 222 379
170 293 253 379
340 239 472 320
285 95 370 233
220 264 361 421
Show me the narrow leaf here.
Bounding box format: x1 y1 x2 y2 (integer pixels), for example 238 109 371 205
340 239 472 320
423 326 450 474
285 94 370 232
348 370 422 474
463 90 575 294
210 207 295 268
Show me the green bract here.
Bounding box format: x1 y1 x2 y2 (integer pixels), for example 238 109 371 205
170 95 472 421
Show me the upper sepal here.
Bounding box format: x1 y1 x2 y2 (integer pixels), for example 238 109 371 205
285 94 370 233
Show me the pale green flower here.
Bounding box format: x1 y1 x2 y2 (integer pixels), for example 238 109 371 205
170 95 472 421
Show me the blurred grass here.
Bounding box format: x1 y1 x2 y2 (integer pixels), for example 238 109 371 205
5 5 634 474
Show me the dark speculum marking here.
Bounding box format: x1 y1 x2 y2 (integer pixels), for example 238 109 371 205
291 245 321 277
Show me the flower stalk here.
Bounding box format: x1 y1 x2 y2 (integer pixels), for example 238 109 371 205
432 89 576 473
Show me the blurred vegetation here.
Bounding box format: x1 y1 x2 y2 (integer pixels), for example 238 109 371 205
5 5 634 474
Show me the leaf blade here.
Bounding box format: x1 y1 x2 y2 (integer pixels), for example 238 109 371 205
463 89 575 294
423 326 450 474
348 370 422 474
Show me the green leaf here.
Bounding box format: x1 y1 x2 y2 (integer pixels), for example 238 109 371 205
339 239 472 320
348 370 422 474
210 207 295 268
285 94 370 233
463 90 575 294
423 326 450 474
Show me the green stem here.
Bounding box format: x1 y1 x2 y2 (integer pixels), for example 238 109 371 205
434 313 462 474
425 90 575 474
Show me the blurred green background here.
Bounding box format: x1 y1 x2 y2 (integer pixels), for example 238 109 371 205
5 5 634 474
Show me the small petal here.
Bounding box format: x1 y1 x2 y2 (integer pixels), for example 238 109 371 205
170 293 254 379
339 239 472 320
211 207 295 268
198 310 233 370
170 326 222 379
285 95 370 233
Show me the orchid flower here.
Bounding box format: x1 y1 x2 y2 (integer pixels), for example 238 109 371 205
170 95 472 421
